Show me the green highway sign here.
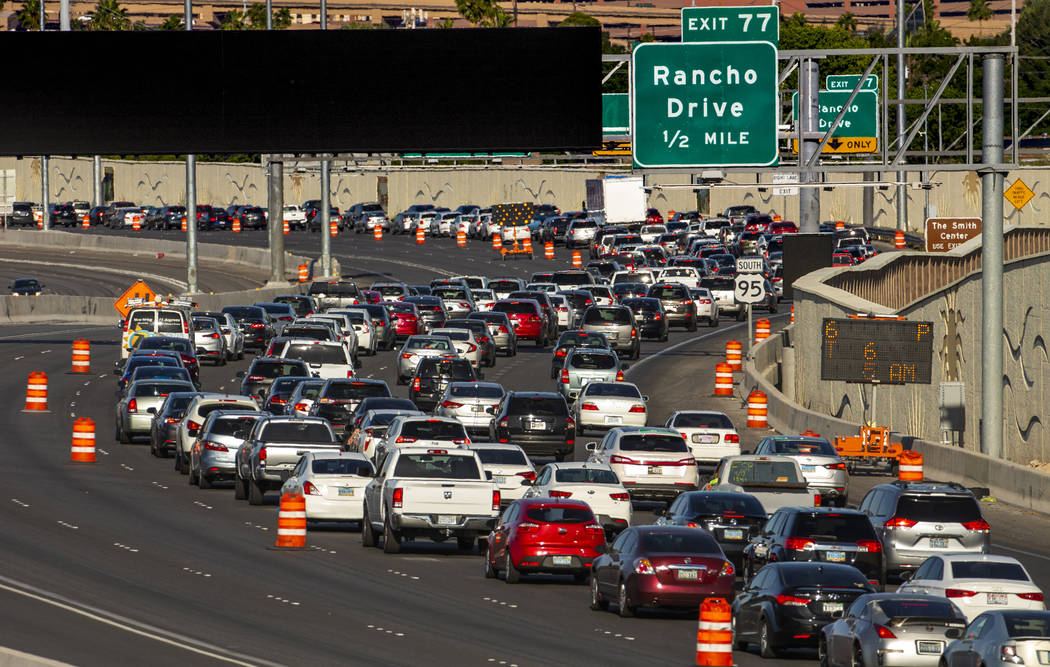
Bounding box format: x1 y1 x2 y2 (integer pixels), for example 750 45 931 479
681 6 779 47
791 89 879 153
631 42 778 168
602 93 629 135
826 74 879 92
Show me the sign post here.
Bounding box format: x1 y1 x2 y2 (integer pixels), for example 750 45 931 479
602 93 629 136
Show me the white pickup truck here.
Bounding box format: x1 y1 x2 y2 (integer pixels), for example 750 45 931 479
361 447 500 554
703 454 818 516
283 205 307 231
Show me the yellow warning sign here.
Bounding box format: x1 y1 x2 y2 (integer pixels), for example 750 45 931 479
114 280 157 318
1005 178 1035 211
791 137 878 154
593 141 632 157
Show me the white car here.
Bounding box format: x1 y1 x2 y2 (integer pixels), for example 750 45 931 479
176 394 260 475
433 381 505 434
305 313 360 359
547 293 573 330
580 284 616 306
524 462 632 536
664 410 740 465
330 308 377 356
659 266 701 289
371 415 471 464
575 381 647 435
434 328 483 369
471 289 496 311
586 427 699 503
462 443 535 508
285 379 326 417
349 409 424 460
283 204 307 230
639 224 666 244
279 340 355 380
279 451 375 523
899 554 1046 621
524 282 558 294
689 287 720 326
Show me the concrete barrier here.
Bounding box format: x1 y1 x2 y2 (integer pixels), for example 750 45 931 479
741 328 1050 516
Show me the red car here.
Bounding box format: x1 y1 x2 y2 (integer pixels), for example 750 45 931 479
831 253 856 266
769 221 799 235
590 525 735 617
383 301 420 339
492 299 546 346
485 498 606 583
645 208 664 226
360 290 381 305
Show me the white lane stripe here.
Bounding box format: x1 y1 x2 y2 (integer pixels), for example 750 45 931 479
0 326 104 341
996 544 1050 562
0 574 281 667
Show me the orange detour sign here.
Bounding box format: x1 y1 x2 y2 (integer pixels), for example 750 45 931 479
114 280 157 318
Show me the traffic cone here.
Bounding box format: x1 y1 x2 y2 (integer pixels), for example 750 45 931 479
283 220 290 235
374 225 383 241
457 230 467 247
416 227 425 245
330 220 339 237
232 219 241 234
298 264 308 283
895 230 905 249
81 215 90 229
747 391 768 428
899 450 924 482
725 341 743 371
571 251 582 269
181 217 187 232
713 363 733 397
545 241 554 259
755 318 771 342
70 418 97 463
492 233 502 251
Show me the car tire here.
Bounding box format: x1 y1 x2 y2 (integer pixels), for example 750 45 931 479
617 580 635 617
732 616 748 651
178 452 189 475
504 551 520 584
237 349 245 360
736 309 746 322
590 575 609 610
149 439 158 457
234 473 247 500
818 636 831 667
117 422 131 444
383 518 402 554
396 376 406 386
362 512 377 548
631 345 640 360
457 535 475 552
248 477 266 505
199 472 213 490
709 316 718 328
851 642 865 667
484 547 497 578
573 571 589 584
687 316 698 332
189 465 199 486
759 617 781 659
659 329 669 342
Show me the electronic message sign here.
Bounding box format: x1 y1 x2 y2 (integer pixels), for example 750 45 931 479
820 318 934 384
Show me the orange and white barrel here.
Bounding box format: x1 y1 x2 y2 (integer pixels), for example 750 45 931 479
298 264 308 283
457 230 467 247
898 450 924 482
330 220 339 237
24 372 48 411
71 418 96 463
755 318 771 342
71 338 91 374
232 218 241 234
895 230 905 249
713 362 733 397
181 217 188 232
696 597 733 667
725 340 743 371
544 241 554 260
34 211 43 228
81 215 90 229
746 390 768 428
374 224 383 241
416 226 425 245
283 219 290 235
275 493 307 548
835 220 844 231
790 305 795 324
571 251 582 269
522 236 532 254
492 233 502 251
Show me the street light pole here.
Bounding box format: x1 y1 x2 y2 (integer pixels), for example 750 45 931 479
185 0 198 294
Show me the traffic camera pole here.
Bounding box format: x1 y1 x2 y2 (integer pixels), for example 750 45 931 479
41 158 49 231
798 58 820 233
319 8 332 279
896 0 907 232
980 53 1005 460
185 0 198 293
268 160 286 284
93 156 102 209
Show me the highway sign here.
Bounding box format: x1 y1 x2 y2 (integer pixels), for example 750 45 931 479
681 6 779 47
825 74 879 92
734 274 766 304
925 217 982 252
602 93 629 135
114 280 157 318
821 318 933 384
1005 178 1035 210
631 42 779 168
771 172 799 196
791 90 879 154
736 256 765 273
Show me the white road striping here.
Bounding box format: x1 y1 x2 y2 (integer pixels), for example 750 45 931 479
996 544 1050 562
0 257 187 291
0 327 104 341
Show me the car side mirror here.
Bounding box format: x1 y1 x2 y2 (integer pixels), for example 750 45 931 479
898 570 914 582
585 442 598 451
945 628 963 639
642 395 649 402
485 471 493 480
520 478 533 486
147 407 157 415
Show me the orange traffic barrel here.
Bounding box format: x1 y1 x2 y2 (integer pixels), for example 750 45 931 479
899 450 924 482
181 217 187 232
772 214 782 222
835 220 844 230
544 241 554 260
725 340 742 371
746 390 768 428
522 236 532 253
802 429 821 437
34 211 43 228
81 215 90 229
790 305 795 324
275 493 307 548
283 219 290 235
457 230 467 247
131 215 141 232
232 218 241 234
895 230 905 249
330 220 339 237
71 418 96 463
374 224 383 241
696 597 733 667
755 318 771 342
492 233 502 251
571 251 582 269
71 338 91 374
415 226 425 245
713 362 733 397
297 264 308 283
24 372 48 411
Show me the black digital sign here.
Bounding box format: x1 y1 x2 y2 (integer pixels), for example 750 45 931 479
820 318 934 384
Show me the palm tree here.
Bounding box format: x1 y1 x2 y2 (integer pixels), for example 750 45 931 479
967 0 992 32
88 0 131 30
837 12 858 33
18 0 41 30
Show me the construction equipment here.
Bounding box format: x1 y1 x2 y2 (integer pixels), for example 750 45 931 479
832 425 903 474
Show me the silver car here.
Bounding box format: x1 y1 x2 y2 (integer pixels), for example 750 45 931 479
753 435 849 507
347 408 424 460
284 378 326 417
566 218 598 249
547 293 574 331
573 381 647 435
115 379 196 443
466 311 517 356
579 305 640 360
558 348 625 402
430 286 476 318
195 310 244 360
433 381 505 433
330 308 377 356
189 410 265 489
488 278 525 300
688 287 720 326
192 316 227 366
942 610 1050 667
395 335 458 385
430 329 482 369
821 593 967 667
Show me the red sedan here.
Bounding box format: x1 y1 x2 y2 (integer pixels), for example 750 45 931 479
485 498 606 583
590 525 735 617
383 301 421 339
492 299 546 346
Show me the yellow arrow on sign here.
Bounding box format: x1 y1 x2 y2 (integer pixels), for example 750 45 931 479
791 137 878 154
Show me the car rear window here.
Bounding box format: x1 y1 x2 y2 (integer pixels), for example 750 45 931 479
673 413 734 429
650 286 685 299
895 495 982 523
400 420 467 439
207 416 260 437
151 312 185 333
393 454 480 479
584 308 632 325
1004 612 1050 638
311 458 372 475
323 382 390 400
726 460 803 485
875 599 960 620
282 327 330 341
474 449 529 466
524 506 594 524
493 302 537 315
133 382 194 397
769 439 838 456
507 396 567 416
489 280 521 291
407 339 452 351
790 514 877 541
193 318 219 331
583 383 640 399
555 468 620 484
450 385 504 399
619 434 688 453
686 494 765 517
419 359 474 379
641 531 719 553
951 562 1027 580
260 421 333 443
569 353 616 370
780 565 870 588
701 278 735 290
138 338 192 353
223 306 265 320
132 368 189 381
252 361 309 378
282 344 347 364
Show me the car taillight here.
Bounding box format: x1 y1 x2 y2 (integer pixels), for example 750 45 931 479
259 447 266 462
246 375 265 382
823 462 846 470
610 492 630 501
653 314 662 320
580 402 599 411
250 323 265 329
516 471 536 482
723 433 740 443
856 539 882 553
814 494 822 506
498 418 508 428
699 298 712 304
634 558 654 575
1018 592 1044 601
631 329 637 337
884 516 917 528
269 397 287 404
395 436 417 443
946 589 978 598
127 398 137 413
294 402 308 412
555 348 567 357
498 325 509 333
609 455 636 465
517 522 540 533
412 378 421 391
615 370 624 381
401 353 413 359
785 537 815 550
465 344 477 353
719 561 735 577
874 625 897 639
302 481 321 496
775 594 810 607
549 490 573 498
451 438 470 445
585 522 604 535
628 405 646 413
183 320 189 335
560 369 569 384
392 487 403 508
441 400 463 409
187 419 201 432
962 519 990 533
492 489 500 511
204 333 220 339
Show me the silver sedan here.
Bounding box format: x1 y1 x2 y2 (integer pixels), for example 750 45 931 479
192 316 228 366
115 379 196 444
573 381 647 435
395 335 458 385
557 348 625 402
433 381 505 433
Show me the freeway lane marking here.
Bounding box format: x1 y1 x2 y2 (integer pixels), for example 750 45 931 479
13 356 23 360
366 624 405 637
266 594 301 606
0 327 105 341
113 542 139 553
56 521 78 530
595 628 636 641
0 574 280 666
0 257 188 291
11 499 29 508
182 567 212 578
997 544 1050 562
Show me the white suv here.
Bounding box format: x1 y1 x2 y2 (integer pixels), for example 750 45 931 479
585 427 698 502
175 394 259 475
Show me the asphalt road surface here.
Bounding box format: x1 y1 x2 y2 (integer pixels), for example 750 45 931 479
2 230 1049 666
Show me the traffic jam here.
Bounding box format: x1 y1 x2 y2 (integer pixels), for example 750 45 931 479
108 204 1044 667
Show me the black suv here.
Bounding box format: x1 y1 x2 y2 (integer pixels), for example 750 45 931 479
222 305 275 350
620 297 669 341
646 282 698 330
409 358 478 412
489 391 575 461
48 203 77 227
742 507 885 587
237 357 310 399
655 491 767 570
312 379 391 430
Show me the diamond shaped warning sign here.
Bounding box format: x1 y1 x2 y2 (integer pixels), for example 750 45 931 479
1005 178 1035 211
114 280 157 318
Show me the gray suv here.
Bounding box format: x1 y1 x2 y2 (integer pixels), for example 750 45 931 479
858 480 990 582
580 305 640 360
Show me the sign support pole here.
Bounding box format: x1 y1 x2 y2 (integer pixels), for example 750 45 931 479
798 58 820 233
268 160 285 284
747 303 753 359
184 0 198 294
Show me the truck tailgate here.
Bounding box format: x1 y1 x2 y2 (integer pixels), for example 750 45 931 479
263 443 343 469
396 480 494 516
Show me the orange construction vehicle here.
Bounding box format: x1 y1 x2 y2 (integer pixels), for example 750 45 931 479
831 425 903 474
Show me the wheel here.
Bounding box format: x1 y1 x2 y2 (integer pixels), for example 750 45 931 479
659 329 668 342
504 551 520 584
617 579 635 617
117 422 130 444
709 315 719 328
742 558 753 584
590 575 609 610
149 438 157 457
218 353 227 366
362 511 377 547
189 464 199 486
851 641 865 667
818 636 831 667
457 535 475 552
248 477 266 505
234 473 247 500
769 300 778 314
383 518 402 554
732 615 748 651
631 345 640 360
396 375 406 386
178 452 189 475
759 617 781 659
237 349 244 360
199 471 213 489
687 316 698 332
736 309 746 322
484 548 497 579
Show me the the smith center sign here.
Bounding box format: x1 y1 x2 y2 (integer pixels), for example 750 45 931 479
631 42 778 168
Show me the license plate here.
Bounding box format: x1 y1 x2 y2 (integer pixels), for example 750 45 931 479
930 537 949 549
605 415 623 425
647 466 662 475
552 555 572 566
676 569 699 581
988 593 1008 605
801 464 816 472
338 487 355 496
723 529 744 540
436 515 457 526
529 420 546 430
823 602 844 614
472 405 487 412
917 641 944 655
493 476 506 484
694 434 718 444
826 550 846 562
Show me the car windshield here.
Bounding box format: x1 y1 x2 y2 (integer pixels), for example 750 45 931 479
555 468 620 484
507 396 566 415
260 421 334 443
584 383 640 399
311 458 372 475
400 420 467 439
641 531 719 553
524 506 593 524
450 385 504 399
570 353 616 370
251 361 308 378
673 413 734 429
780 565 870 588
726 460 802 485
393 454 481 479
791 514 877 541
768 439 838 456
1004 613 1050 638
283 344 347 365
619 434 688 453
474 449 529 466
207 416 260 437
875 599 960 620
895 496 982 523
407 339 452 351
133 382 194 397
951 562 1028 580
322 382 389 400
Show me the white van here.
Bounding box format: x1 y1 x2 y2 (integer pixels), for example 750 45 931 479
121 305 192 359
